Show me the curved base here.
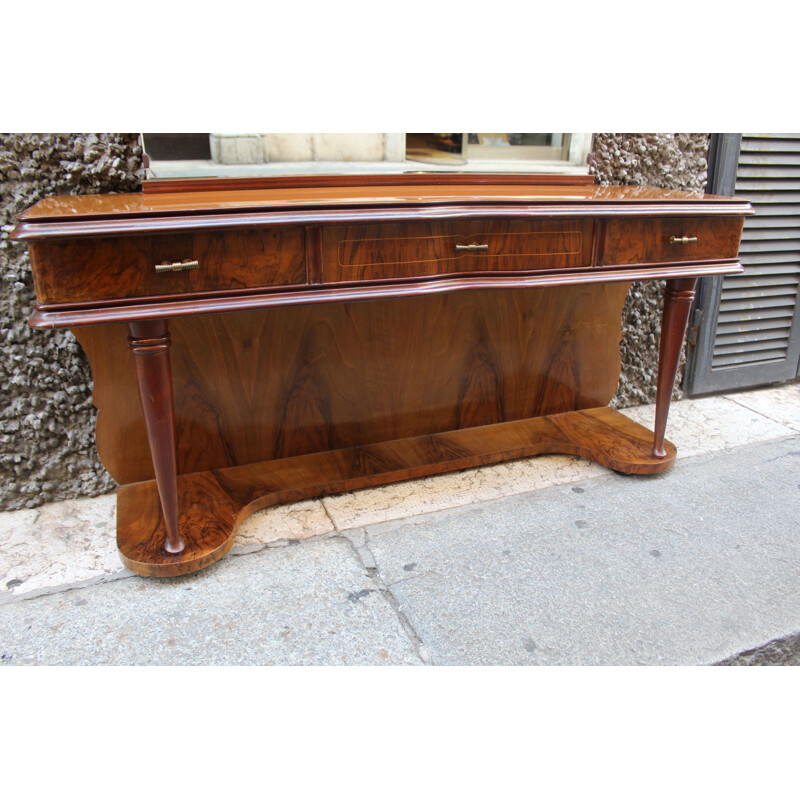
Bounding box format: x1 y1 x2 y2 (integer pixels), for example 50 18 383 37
116 406 676 577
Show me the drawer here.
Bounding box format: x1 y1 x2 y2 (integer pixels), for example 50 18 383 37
600 215 744 267
30 227 306 306
322 219 594 283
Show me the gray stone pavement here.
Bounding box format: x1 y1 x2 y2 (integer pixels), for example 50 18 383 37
1 430 799 666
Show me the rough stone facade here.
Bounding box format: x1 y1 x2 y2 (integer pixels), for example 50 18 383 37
1 134 144 511
0 133 707 511
589 133 710 407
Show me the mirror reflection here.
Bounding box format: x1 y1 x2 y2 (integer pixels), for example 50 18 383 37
142 133 592 180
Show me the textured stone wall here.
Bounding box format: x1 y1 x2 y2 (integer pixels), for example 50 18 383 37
0 134 144 511
589 133 710 407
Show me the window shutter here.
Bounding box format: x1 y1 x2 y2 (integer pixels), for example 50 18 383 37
684 134 800 395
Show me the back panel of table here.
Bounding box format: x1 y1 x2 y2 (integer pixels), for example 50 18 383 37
75 283 630 485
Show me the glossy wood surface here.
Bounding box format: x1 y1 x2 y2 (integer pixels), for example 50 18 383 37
653 278 698 457
141 172 597 194
15 182 750 227
600 216 744 266
127 320 183 553
13 175 752 578
30 227 305 305
33 260 743 328
76 285 630 486
322 219 593 282
117 406 677 577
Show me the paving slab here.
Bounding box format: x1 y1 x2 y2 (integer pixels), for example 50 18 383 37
724 384 800 434
3 385 796 603
321 454 606 532
620 394 795 458
0 537 422 666
364 436 800 665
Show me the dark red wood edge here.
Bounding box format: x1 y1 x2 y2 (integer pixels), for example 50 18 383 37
29 260 744 329
12 202 754 241
141 172 597 194
32 256 746 313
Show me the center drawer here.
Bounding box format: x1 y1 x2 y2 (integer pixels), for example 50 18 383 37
322 219 594 283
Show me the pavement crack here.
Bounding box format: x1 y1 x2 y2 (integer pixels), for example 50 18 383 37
338 531 432 665
319 498 342 533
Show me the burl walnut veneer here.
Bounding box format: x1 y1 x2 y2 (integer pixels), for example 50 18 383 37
12 173 752 577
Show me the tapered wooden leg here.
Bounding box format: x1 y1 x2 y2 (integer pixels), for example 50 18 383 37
653 278 698 458
127 319 184 554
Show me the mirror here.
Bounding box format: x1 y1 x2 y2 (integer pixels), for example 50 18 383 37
141 133 593 181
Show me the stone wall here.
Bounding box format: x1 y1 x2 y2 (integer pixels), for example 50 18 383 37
589 133 710 407
0 134 144 511
0 132 707 511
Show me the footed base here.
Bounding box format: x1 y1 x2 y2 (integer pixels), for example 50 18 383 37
116 406 675 577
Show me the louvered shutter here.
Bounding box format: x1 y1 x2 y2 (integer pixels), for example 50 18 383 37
684 133 800 395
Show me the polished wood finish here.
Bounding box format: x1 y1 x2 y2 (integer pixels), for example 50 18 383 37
127 319 183 554
141 172 597 194
13 175 751 578
74 286 629 486
653 278 698 458
31 260 743 328
117 407 677 577
30 227 305 305
12 181 753 256
600 215 744 266
322 219 593 282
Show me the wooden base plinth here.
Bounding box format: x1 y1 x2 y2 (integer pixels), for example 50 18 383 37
116 407 676 577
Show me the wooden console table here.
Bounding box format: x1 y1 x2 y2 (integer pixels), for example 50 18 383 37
12 174 751 577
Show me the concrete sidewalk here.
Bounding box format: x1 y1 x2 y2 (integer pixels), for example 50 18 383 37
1 384 799 665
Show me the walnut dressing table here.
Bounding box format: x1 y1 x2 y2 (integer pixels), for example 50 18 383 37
12 174 751 577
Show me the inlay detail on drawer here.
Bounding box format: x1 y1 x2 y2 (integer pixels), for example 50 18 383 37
322 219 593 282
30 227 307 305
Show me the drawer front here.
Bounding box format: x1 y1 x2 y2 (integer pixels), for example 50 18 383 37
322 219 594 282
600 216 744 266
30 227 306 305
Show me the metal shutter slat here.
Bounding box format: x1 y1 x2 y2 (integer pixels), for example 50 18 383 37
737 166 800 179
745 215 800 228
712 351 787 368
735 180 800 192
739 153 800 165
741 227 800 240
717 319 793 334
719 296 797 310
717 307 794 322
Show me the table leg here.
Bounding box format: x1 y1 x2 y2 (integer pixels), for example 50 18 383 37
127 319 184 554
653 277 698 458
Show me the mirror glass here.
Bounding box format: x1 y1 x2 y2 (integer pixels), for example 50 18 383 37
141 133 592 181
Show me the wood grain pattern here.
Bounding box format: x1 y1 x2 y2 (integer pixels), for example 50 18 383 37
12 176 753 580
16 183 749 224
322 219 593 282
116 406 677 577
600 216 744 266
140 172 597 194
75 284 630 486
29 227 306 305
32 261 744 328
654 278 698 457
127 320 184 553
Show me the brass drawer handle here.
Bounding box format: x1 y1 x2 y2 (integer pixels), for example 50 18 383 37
455 243 489 252
155 259 200 273
669 236 698 245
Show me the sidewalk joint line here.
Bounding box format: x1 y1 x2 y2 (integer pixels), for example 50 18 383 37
338 531 432 665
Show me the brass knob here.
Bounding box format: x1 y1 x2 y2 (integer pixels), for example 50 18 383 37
455 243 489 252
669 236 698 245
155 259 200 273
